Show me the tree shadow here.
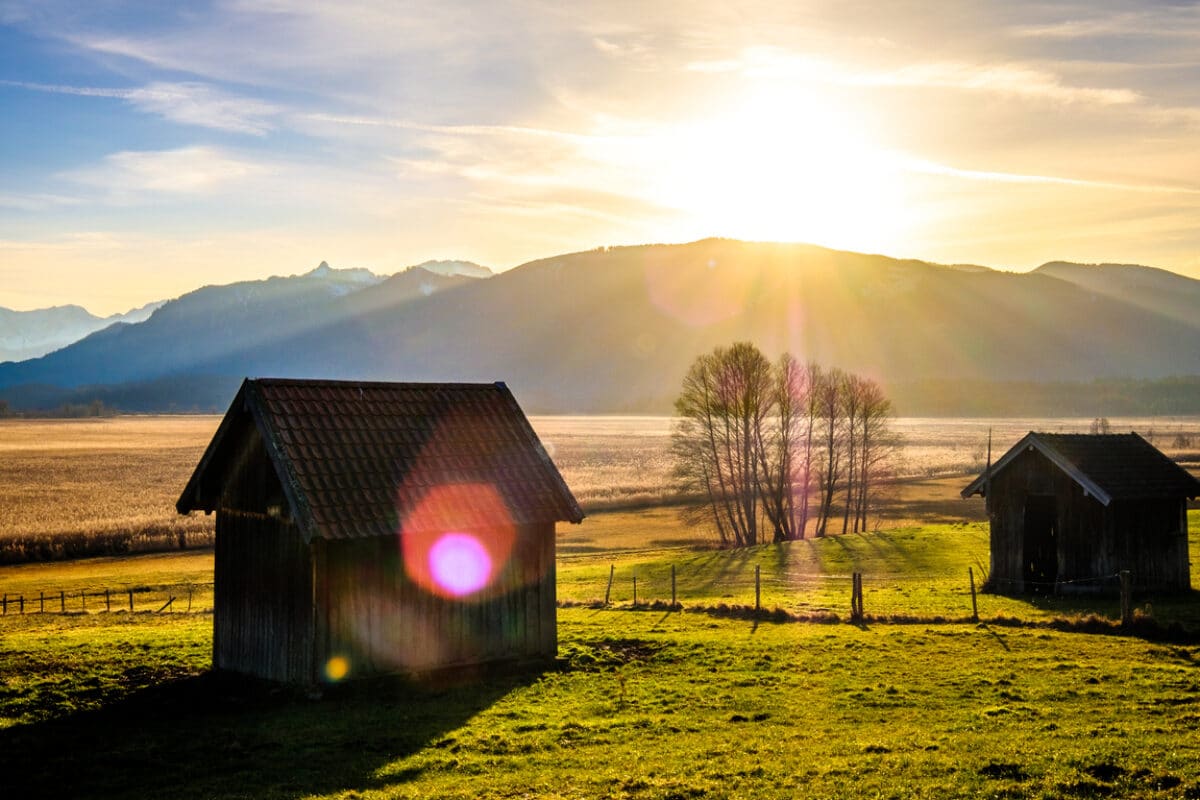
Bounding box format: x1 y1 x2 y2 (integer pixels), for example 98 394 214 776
0 664 540 800
687 546 755 596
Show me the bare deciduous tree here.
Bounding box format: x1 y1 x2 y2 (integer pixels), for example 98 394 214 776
672 342 774 547
674 344 897 547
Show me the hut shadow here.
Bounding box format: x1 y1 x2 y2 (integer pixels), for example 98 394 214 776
0 665 540 800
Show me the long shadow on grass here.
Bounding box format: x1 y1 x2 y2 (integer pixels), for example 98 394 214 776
0 666 538 800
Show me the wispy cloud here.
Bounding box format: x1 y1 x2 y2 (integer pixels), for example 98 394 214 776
904 158 1200 196
1011 8 1200 40
125 82 281 135
686 47 1139 106
0 191 81 211
869 62 1139 105
0 79 128 98
303 112 604 145
64 146 267 197
2 79 280 134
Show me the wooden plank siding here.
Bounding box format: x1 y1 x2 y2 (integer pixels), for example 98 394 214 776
215 511 314 683
212 427 315 683
319 522 556 679
987 447 1191 595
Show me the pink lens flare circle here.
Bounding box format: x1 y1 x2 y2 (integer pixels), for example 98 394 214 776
427 532 494 597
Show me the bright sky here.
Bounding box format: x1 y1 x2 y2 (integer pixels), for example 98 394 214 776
2 1 1199 315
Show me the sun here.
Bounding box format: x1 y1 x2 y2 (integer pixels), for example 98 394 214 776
637 89 913 251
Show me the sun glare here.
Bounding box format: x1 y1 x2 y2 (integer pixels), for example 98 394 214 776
638 90 912 251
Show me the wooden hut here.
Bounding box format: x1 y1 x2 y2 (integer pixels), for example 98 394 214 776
177 378 583 683
963 433 1199 595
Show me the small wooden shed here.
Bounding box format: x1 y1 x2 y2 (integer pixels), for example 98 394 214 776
963 433 1199 595
177 378 583 683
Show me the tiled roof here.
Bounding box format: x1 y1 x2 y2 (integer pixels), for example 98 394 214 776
963 432 1200 505
178 378 583 540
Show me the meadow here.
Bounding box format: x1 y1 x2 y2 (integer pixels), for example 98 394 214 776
2 415 1199 798
3 598 1200 799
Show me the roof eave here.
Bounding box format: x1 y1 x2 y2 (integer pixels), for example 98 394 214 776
496 381 585 525
961 432 1114 506
175 379 251 515
243 380 322 543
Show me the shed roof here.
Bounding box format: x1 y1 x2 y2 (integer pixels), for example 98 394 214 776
177 378 584 541
962 432 1200 506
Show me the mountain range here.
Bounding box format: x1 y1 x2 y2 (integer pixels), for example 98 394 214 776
0 300 163 363
2 240 1198 414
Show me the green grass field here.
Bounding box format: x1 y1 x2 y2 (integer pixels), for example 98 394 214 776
2 509 1199 798
3 607 1199 799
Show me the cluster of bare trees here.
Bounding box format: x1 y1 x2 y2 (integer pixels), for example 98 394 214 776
672 342 896 548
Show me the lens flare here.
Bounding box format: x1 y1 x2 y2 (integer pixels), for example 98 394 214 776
325 655 351 682
399 483 517 599
428 532 494 596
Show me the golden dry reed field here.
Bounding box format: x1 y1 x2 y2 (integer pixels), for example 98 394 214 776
0 414 1197 564
0 417 217 562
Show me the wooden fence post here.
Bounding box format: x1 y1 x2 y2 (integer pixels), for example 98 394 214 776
632 574 638 608
850 573 864 622
969 567 979 622
1120 570 1132 627
18 595 23 614
755 565 761 612
80 590 85 612
670 565 676 607
849 575 855 620
187 586 193 613
1 595 6 615
40 591 44 614
60 590 65 613
105 588 111 613
604 564 615 606
129 590 134 613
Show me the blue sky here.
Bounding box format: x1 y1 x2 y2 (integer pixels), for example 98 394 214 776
2 1 1199 314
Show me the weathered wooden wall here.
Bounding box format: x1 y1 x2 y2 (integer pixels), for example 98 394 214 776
1108 499 1190 593
318 522 556 678
988 447 1190 594
213 428 315 683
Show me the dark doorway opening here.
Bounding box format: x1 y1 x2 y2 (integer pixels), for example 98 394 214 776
1022 495 1058 593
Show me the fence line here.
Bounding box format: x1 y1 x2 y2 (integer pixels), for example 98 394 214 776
2 566 1143 627
584 564 1141 625
0 582 214 616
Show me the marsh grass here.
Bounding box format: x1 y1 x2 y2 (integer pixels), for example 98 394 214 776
2 415 1195 563
0 417 218 563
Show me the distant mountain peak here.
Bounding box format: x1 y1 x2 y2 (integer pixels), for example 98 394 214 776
299 261 384 296
411 260 493 279
0 301 165 363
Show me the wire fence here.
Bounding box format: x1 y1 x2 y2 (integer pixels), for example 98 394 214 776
0 583 214 616
559 563 1145 626
0 568 1151 630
